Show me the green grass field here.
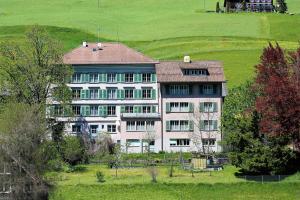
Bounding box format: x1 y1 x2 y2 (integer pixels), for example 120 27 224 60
0 0 300 87
49 164 300 200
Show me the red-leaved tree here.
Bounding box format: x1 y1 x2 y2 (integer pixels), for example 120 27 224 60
255 43 300 150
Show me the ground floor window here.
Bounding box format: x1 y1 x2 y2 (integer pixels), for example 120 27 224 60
126 121 155 132
72 125 81 133
90 125 98 134
127 139 140 147
170 139 190 146
107 124 116 133
202 139 216 146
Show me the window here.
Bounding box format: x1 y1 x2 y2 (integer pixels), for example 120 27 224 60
90 73 99 83
136 121 145 131
107 88 117 99
202 139 216 146
146 121 155 130
107 106 116 116
142 88 151 99
170 102 189 112
183 69 208 76
204 102 214 112
72 88 81 100
72 125 81 133
170 139 190 146
72 105 81 116
204 120 215 131
142 106 151 113
125 106 134 113
90 105 98 116
203 85 214 95
125 88 134 99
142 73 151 82
90 125 98 134
127 139 140 147
170 120 190 131
125 73 134 83
126 121 136 131
107 125 116 133
180 121 189 131
126 121 155 132
72 73 81 83
54 105 63 116
170 121 180 131
169 85 190 95
90 88 99 99
108 73 116 83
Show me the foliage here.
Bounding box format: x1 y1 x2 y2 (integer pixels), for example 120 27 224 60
222 80 298 175
96 171 105 183
276 0 288 13
67 165 87 173
0 103 50 199
216 2 221 13
61 136 87 166
0 25 72 107
255 43 300 149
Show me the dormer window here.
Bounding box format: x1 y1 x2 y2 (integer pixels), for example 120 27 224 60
183 69 208 76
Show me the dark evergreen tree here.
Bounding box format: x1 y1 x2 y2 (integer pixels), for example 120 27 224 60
276 0 287 13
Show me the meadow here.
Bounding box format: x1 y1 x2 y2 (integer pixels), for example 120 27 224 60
0 0 300 87
49 164 300 200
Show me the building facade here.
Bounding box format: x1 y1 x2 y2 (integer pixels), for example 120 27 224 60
224 0 274 12
49 42 227 153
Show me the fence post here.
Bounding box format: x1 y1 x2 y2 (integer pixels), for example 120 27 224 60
244 175 247 181
278 175 281 182
262 175 263 184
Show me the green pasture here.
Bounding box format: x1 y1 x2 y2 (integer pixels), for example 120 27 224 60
49 164 300 200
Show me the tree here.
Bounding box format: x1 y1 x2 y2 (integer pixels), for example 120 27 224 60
0 25 72 107
242 0 247 11
0 103 51 199
276 0 287 13
255 43 300 150
216 2 221 13
61 136 87 166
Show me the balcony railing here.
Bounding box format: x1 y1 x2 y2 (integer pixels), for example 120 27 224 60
121 113 161 119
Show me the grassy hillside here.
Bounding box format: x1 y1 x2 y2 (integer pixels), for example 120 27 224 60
0 0 299 87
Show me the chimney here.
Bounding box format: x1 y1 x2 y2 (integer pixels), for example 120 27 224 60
184 55 191 63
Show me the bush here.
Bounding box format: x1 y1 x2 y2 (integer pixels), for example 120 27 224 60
66 165 87 173
96 171 105 183
62 136 87 166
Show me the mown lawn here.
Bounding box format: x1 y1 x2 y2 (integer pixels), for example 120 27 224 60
49 164 300 200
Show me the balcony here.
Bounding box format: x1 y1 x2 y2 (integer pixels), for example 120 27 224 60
121 112 161 119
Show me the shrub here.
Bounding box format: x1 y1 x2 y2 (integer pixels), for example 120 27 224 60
96 171 105 183
62 136 87 166
66 165 87 173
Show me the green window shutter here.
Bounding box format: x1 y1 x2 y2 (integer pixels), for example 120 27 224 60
85 74 90 83
134 105 141 113
134 89 141 99
99 74 107 82
85 105 90 116
120 106 125 113
213 102 218 112
189 121 194 131
213 120 218 130
166 121 170 132
117 73 125 83
80 74 85 83
134 74 142 83
80 89 86 99
199 102 204 112
99 106 108 117
117 90 125 100
121 90 125 99
151 74 157 83
99 74 103 82
188 103 194 113
80 106 85 116
166 103 170 113
98 89 102 99
99 90 107 99
200 120 205 131
86 90 90 99
103 74 107 82
151 106 156 113
151 89 156 100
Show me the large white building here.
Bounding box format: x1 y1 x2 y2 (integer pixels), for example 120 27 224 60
49 42 227 153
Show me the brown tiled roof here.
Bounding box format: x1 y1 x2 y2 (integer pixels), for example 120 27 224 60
63 43 158 65
156 61 226 83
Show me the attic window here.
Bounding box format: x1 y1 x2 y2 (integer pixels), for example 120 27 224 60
183 69 208 76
